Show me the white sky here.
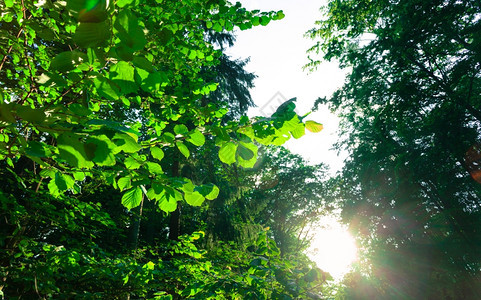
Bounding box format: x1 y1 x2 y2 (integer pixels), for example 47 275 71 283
226 0 356 279
226 0 348 173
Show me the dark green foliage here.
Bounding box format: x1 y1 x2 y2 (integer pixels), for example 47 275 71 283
308 0 481 298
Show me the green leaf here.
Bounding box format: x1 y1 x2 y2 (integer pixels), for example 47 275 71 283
74 21 111 48
187 129 205 146
236 142 258 168
48 173 75 197
151 147 164 161
174 124 189 135
57 133 94 169
260 16 270 26
205 185 219 200
176 141 190 158
275 11 285 20
184 191 205 206
26 141 47 158
16 106 46 124
113 133 141 153
118 176 132 191
158 194 177 212
305 120 323 133
146 162 163 174
121 187 143 210
219 142 237 164
195 184 219 200
132 56 154 72
124 156 141 169
73 171 86 181
93 76 121 100
141 71 168 92
237 142 254 160
84 135 116 166
117 0 134 8
290 124 305 139
110 61 138 95
114 10 147 51
50 51 88 72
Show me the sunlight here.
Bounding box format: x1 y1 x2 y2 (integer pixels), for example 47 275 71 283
307 216 358 280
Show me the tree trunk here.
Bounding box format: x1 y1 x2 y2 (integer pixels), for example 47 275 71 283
128 195 144 250
168 158 181 240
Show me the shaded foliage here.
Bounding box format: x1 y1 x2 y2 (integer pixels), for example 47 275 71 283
308 0 481 298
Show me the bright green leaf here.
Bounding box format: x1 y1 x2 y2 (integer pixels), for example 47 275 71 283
121 187 143 210
176 141 190 158
174 124 189 135
187 129 205 146
219 142 237 164
151 147 164 161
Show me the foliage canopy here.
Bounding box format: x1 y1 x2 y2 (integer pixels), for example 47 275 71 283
308 0 481 298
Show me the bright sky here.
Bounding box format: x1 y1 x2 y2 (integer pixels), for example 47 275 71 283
227 0 357 279
226 0 348 173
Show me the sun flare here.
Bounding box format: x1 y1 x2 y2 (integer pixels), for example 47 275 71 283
308 217 358 280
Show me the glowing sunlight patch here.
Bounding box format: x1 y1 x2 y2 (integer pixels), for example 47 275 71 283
307 216 358 280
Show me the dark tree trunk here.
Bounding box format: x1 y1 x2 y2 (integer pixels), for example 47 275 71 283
168 158 181 240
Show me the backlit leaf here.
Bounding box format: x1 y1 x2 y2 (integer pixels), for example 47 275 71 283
187 129 205 146
151 147 164 161
219 142 237 164
176 141 190 158
121 187 143 210
305 120 323 133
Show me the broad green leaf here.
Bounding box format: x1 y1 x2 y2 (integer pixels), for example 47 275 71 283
124 156 141 169
114 10 147 51
132 56 154 72
176 141 190 158
260 16 270 26
236 142 258 168
195 184 219 200
117 0 134 8
16 106 46 124
305 120 323 133
205 185 219 200
26 141 47 158
73 171 86 181
146 162 163 174
84 135 116 166
118 176 132 191
121 187 143 210
158 193 177 212
113 133 141 153
39 169 55 178
93 76 121 100
48 173 75 197
187 129 205 146
174 124 189 135
151 147 164 161
141 71 168 92
115 44 134 61
182 179 195 193
237 142 254 160
74 21 110 48
50 51 88 72
162 132 175 143
290 124 305 139
110 61 138 95
219 142 237 164
184 191 205 206
57 133 94 169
